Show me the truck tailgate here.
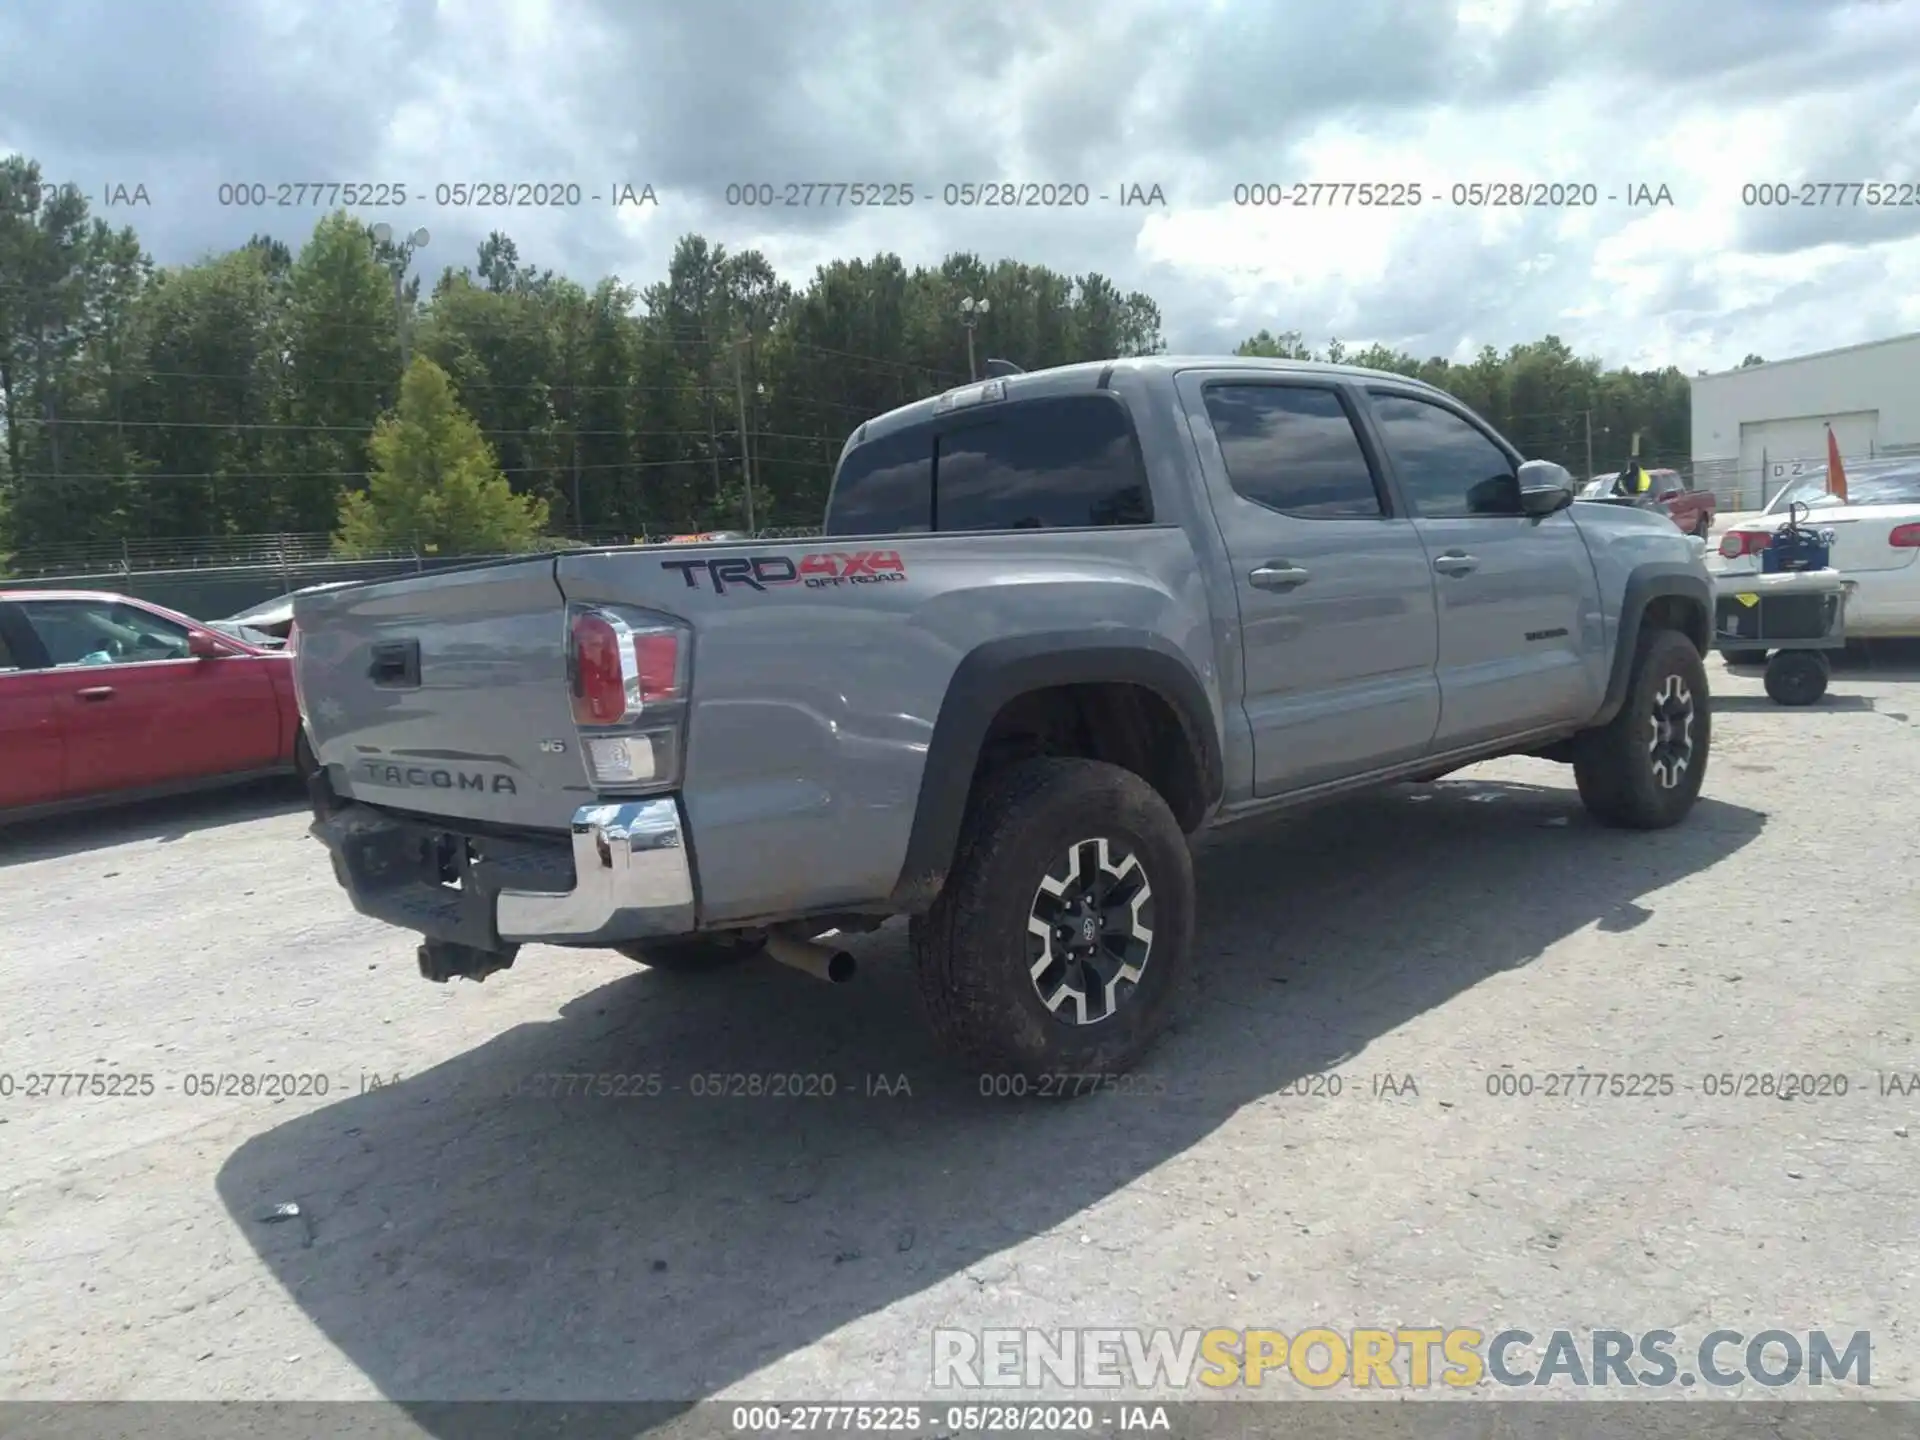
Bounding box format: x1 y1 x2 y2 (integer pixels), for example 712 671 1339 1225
294 559 592 830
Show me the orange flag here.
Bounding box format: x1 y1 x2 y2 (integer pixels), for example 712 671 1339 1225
1826 426 1849 503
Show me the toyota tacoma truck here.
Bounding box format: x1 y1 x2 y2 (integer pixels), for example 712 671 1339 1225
294 356 1713 1080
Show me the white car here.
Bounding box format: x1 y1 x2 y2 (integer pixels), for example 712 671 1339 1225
216 580 361 644
1715 460 1920 637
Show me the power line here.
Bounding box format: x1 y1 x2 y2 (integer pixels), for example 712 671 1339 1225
0 276 973 372
65 365 894 408
6 453 834 484
24 415 845 442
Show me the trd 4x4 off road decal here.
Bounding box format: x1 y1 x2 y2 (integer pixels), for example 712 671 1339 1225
660 550 908 595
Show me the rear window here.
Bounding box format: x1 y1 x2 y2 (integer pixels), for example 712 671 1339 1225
824 394 1153 536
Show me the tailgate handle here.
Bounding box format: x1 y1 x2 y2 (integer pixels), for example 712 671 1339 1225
368 639 422 688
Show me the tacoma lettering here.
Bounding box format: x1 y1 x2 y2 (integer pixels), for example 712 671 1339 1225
362 761 516 794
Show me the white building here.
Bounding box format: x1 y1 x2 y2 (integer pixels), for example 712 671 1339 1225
1690 331 1920 510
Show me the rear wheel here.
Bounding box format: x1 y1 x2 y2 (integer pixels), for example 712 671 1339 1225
616 931 766 972
910 757 1195 1084
1572 628 1711 830
1764 650 1829 706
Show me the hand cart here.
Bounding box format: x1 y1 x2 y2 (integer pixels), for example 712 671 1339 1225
1711 567 1851 705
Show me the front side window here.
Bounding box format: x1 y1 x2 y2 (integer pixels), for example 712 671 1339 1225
1369 392 1520 518
20 600 193 667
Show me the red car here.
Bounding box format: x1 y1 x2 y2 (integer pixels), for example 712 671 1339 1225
1584 468 1717 537
0 589 312 822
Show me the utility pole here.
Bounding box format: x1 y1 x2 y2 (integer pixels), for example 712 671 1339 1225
568 309 584 533
960 296 990 381
370 223 429 371
571 429 584 535
1583 410 1594 481
733 336 757 533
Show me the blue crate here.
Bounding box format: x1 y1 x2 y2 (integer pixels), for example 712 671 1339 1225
1761 523 1833 573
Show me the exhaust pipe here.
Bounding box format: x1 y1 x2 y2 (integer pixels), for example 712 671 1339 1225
764 929 857 984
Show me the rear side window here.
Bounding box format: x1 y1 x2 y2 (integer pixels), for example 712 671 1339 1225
824 428 933 536
826 394 1153 535
933 396 1152 531
1203 384 1385 518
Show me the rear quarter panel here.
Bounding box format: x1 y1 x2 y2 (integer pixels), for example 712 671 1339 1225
556 528 1221 925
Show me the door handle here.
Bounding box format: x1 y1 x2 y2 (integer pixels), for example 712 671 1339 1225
75 685 116 701
1249 563 1311 591
1432 551 1479 577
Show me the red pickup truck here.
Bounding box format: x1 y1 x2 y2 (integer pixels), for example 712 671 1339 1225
1582 469 1716 537
0 589 313 822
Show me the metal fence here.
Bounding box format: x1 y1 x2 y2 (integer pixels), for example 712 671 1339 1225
0 526 829 620
0 526 824 582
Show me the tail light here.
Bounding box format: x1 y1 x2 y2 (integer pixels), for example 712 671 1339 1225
566 604 691 794
1891 523 1920 548
1719 529 1771 559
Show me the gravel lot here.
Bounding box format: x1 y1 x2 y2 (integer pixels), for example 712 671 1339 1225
4 648 1918 1417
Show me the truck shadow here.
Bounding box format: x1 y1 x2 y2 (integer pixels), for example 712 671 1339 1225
215 772 1764 1420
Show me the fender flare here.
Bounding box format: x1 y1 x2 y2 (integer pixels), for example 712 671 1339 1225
886 630 1223 912
1590 562 1712 727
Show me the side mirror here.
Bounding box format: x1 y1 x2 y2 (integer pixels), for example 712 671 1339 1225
187 630 230 659
1517 459 1575 517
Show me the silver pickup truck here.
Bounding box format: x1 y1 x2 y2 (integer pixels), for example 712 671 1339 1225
295 356 1713 1080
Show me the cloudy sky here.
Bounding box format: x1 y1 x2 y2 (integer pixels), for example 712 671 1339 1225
3 0 1917 374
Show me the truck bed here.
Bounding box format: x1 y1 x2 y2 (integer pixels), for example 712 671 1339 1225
294 528 1215 928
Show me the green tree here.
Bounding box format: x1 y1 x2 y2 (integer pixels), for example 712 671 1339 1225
0 145 1715 565
128 243 288 537
271 212 404 533
334 356 547 556
1235 328 1315 360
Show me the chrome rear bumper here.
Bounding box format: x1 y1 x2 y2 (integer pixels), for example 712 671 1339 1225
310 791 696 951
496 798 695 943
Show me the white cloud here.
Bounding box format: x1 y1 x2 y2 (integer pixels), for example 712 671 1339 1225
2 0 1916 371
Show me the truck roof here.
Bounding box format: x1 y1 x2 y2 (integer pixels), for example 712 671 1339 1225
846 355 1454 450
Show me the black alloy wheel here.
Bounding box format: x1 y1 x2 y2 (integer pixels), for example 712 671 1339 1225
1646 671 1698 791
1025 836 1156 1026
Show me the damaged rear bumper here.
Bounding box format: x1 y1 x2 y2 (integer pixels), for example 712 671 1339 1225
307 771 696 950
